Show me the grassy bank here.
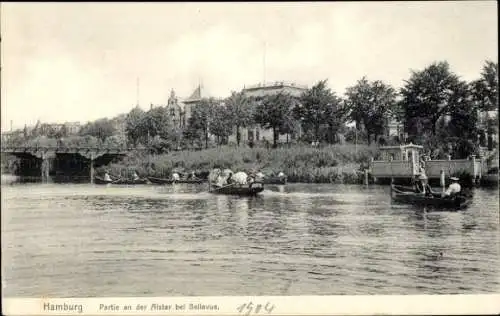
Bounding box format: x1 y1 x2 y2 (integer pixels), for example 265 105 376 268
100 144 380 184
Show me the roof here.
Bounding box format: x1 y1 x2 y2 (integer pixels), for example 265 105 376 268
184 85 205 103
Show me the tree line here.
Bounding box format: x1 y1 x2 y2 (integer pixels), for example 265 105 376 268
6 60 497 159
122 59 497 158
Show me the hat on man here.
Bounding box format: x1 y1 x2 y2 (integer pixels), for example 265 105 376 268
450 177 459 181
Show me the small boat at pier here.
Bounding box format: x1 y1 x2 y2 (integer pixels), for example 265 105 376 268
209 182 264 196
147 176 205 185
391 184 472 210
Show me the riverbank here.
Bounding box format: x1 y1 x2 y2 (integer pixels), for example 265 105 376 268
100 144 380 184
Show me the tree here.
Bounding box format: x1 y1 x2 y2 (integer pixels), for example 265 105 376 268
472 60 498 112
187 98 216 149
225 91 254 146
145 106 173 140
209 104 232 145
255 92 296 147
125 106 146 147
297 80 341 143
345 77 397 145
80 118 116 142
400 61 461 137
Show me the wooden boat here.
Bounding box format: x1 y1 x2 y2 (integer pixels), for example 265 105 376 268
391 184 472 210
262 176 287 185
94 176 148 185
209 182 264 196
94 176 113 184
112 178 149 185
148 176 205 185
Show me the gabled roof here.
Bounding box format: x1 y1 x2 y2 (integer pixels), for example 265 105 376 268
184 84 207 103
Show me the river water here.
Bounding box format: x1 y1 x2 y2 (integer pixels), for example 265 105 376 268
1 182 499 297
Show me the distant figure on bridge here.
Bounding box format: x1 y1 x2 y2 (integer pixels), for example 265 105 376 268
104 172 112 182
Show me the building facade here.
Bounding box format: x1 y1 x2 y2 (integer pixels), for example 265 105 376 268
229 81 308 145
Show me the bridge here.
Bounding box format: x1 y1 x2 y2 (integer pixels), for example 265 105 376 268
1 145 143 183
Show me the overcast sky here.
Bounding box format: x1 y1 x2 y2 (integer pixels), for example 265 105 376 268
1 1 497 131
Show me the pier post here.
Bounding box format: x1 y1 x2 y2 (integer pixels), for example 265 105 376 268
364 169 369 185
40 152 45 183
40 152 49 183
440 169 445 193
90 152 95 184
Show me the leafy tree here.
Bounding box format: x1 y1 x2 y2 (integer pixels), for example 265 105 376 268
297 80 341 143
225 92 254 146
345 77 397 145
400 61 461 137
209 103 232 145
187 98 216 149
80 118 116 142
145 106 173 140
472 60 498 112
125 106 146 146
255 92 296 147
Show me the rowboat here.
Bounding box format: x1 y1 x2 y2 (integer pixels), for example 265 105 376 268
209 182 264 196
94 176 114 184
262 176 287 185
391 184 472 210
147 176 205 185
112 178 149 185
94 176 148 185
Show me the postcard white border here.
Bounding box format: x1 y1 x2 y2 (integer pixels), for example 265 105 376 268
2 295 500 315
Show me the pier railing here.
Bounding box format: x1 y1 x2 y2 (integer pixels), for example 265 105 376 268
370 156 483 179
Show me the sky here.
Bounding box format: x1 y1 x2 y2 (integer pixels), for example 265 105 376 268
1 1 498 131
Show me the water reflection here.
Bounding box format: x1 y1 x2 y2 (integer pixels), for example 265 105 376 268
1 183 499 296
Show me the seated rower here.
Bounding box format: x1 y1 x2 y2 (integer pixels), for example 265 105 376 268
104 172 112 182
172 172 180 182
188 171 197 180
442 177 461 197
133 171 140 181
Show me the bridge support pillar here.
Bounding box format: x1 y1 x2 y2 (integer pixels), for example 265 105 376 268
90 153 95 184
41 152 50 183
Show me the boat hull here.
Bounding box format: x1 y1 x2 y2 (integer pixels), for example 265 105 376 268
263 177 287 185
94 177 113 184
148 177 205 185
95 177 148 185
391 185 471 210
209 183 264 196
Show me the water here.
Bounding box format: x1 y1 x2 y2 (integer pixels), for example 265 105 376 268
1 182 499 297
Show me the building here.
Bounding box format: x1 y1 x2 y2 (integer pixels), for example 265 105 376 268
164 85 209 128
63 122 81 135
233 81 308 145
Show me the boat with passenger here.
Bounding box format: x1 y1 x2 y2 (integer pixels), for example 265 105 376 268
148 176 205 185
390 182 472 210
209 182 264 196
